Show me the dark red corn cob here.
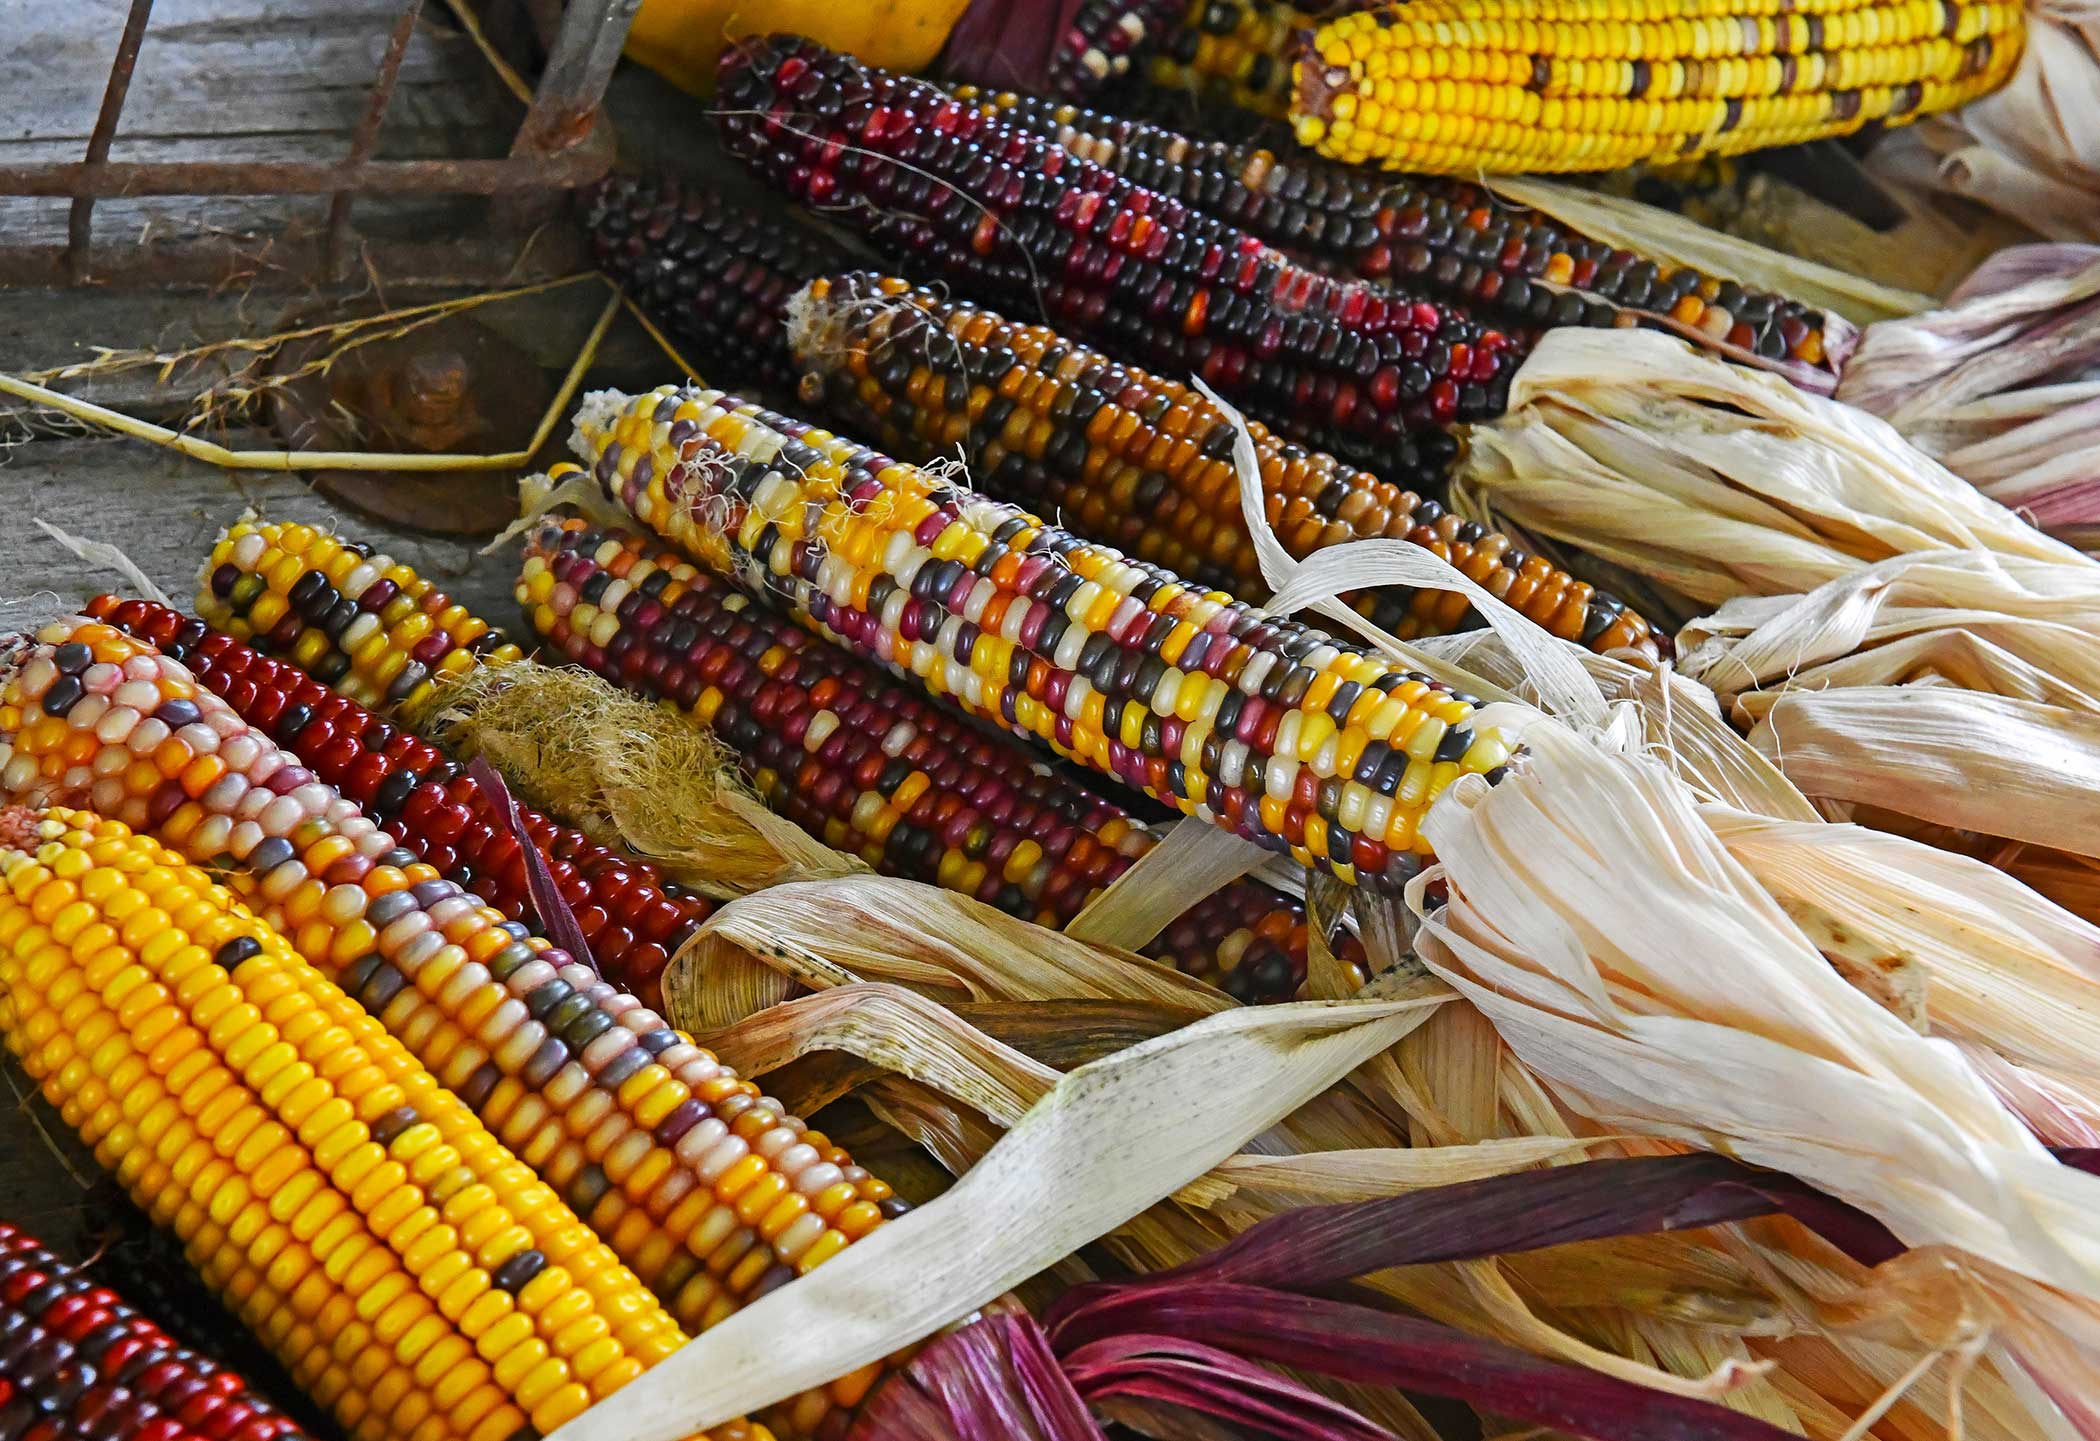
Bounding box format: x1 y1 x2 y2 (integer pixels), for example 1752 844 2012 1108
0 1222 315 1441
85 594 713 1010
584 171 849 393
947 85 1843 376
715 34 1521 482
521 516 1366 1003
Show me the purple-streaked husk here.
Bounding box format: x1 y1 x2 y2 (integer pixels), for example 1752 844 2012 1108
852 1153 1921 1441
1060 1334 1399 1441
1838 246 2100 533
1056 1286 1800 1441
1051 1153 1901 1303
468 753 601 968
850 1312 1107 1441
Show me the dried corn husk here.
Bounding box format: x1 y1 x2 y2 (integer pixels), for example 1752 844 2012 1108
1452 329 2083 612
551 371 2100 1441
1481 178 1935 329
1864 2 2100 245
1837 246 2100 537
1675 548 2100 935
1749 688 2100 859
1407 720 2100 1434
1678 550 2100 715
548 993 1442 1441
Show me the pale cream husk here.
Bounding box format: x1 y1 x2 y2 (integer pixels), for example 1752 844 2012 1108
1452 328 2083 612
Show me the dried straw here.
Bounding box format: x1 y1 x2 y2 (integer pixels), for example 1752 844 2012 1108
415 658 857 899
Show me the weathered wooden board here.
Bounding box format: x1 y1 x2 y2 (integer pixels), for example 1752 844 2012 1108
0 431 524 620
0 0 560 283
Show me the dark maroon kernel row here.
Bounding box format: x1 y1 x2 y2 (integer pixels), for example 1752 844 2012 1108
946 84 1840 372
716 34 1521 482
584 171 850 394
0 1222 315 1441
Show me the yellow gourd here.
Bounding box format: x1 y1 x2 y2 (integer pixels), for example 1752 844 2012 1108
625 2 974 97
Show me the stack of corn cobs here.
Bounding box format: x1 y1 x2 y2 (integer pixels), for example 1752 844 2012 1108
0 0 2041 1437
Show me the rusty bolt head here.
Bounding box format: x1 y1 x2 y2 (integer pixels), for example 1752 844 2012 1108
399 350 472 427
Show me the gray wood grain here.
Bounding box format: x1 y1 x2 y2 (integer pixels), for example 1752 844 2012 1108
2 0 512 236
0 431 525 623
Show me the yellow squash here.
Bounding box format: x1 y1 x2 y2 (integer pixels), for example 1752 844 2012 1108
626 1 973 96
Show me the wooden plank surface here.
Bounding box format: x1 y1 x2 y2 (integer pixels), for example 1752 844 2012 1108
0 0 555 283
0 431 524 619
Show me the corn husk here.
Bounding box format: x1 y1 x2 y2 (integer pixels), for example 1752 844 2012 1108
547 993 1442 1441
1864 2 2100 245
1674 547 2100 932
1678 550 2100 714
1480 178 1935 329
1452 329 2083 612
1406 719 2100 1434
1837 246 2100 536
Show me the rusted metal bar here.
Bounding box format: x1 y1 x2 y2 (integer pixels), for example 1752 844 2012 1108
325 0 429 277
66 0 158 281
508 0 642 157
0 150 609 199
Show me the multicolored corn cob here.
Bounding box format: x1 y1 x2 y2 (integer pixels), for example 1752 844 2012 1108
570 385 1517 888
716 35 1520 478
793 271 1658 654
949 84 1844 375
87 594 712 1012
0 619 900 1438
0 806 785 1441
1051 0 1195 92
0 1220 315 1441
1150 0 1311 115
523 516 1364 1002
194 525 521 717
586 171 849 396
1292 0 2026 175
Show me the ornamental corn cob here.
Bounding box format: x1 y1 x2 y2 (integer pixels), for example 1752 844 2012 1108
1293 0 2027 175
716 35 1519 478
1052 0 1196 92
0 621 900 1437
794 271 1657 655
573 173 1654 652
572 385 1516 888
524 516 1365 1002
194 527 521 716
1151 0 1311 115
586 172 849 397
950 85 1842 373
0 1220 315 1441
87 594 712 1011
0 807 775 1441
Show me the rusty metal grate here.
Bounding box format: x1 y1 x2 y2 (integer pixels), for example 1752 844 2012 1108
1 0 639 283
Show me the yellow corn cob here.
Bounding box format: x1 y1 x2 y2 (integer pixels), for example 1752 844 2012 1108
0 618 902 1440
0 805 774 1441
198 519 522 715
1293 0 2026 174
